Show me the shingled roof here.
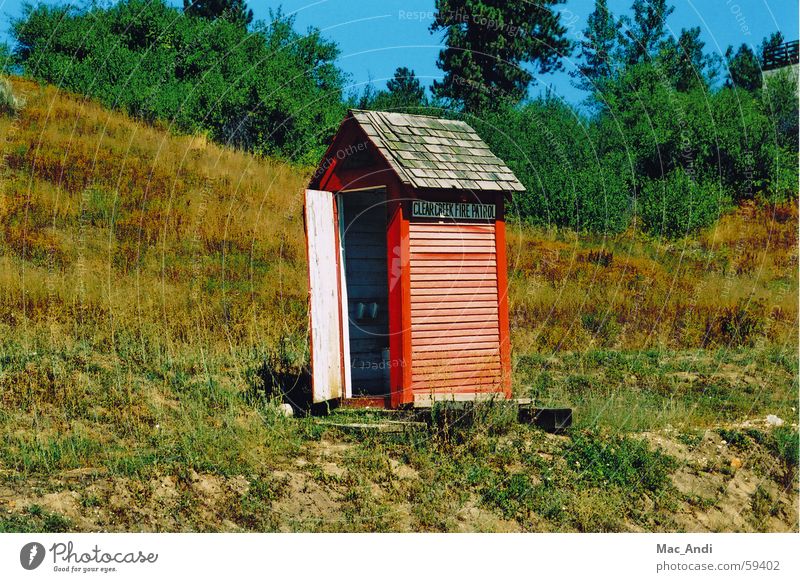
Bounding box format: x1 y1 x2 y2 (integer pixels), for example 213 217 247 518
342 109 525 192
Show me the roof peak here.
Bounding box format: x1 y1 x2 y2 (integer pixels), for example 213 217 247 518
312 109 525 192
348 108 442 120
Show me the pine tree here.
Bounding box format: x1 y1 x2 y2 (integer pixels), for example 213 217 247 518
620 0 675 64
572 0 621 92
657 27 710 91
358 68 428 111
430 0 571 113
724 44 760 91
759 31 785 65
386 67 427 107
386 67 426 105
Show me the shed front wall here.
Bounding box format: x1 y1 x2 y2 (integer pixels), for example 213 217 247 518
406 192 510 403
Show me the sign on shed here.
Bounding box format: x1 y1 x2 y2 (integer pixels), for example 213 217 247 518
304 109 524 408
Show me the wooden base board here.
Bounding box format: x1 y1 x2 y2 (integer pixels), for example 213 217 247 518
338 394 531 411
316 419 427 435
339 396 390 409
412 391 507 408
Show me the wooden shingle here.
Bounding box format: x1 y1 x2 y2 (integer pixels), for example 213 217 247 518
348 109 525 192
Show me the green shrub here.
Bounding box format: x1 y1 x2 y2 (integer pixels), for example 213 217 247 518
717 428 751 450
566 430 677 495
476 100 631 234
0 505 70 533
770 427 799 471
12 1 346 163
639 170 727 237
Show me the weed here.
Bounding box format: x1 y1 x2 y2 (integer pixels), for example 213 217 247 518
566 430 678 496
245 340 311 410
481 473 537 520
769 427 799 488
751 485 779 529
676 430 703 449
718 428 751 451
705 300 766 347
80 493 101 508
0 505 70 533
581 312 620 346
745 428 767 445
234 476 288 531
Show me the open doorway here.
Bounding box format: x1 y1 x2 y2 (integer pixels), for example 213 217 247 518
337 188 390 397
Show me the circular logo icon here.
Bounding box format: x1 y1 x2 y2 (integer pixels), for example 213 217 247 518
20 542 46 570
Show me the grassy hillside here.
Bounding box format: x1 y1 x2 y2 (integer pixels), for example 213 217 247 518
0 77 797 532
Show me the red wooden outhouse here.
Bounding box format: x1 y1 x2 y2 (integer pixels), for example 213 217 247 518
304 109 524 408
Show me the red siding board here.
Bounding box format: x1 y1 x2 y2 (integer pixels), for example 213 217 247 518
399 191 414 406
408 219 504 400
495 196 513 398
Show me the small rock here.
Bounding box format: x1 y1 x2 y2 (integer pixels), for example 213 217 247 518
278 403 294 417
730 458 743 470
766 414 784 427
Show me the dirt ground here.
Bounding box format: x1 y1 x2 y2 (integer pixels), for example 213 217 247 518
1 418 796 533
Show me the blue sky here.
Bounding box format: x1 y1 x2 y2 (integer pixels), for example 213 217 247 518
1 0 797 105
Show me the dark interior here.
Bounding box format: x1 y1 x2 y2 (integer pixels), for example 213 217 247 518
339 189 390 396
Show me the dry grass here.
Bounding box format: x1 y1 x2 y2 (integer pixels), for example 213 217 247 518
2 76 796 361
1 77 309 356
0 78 796 532
506 201 798 353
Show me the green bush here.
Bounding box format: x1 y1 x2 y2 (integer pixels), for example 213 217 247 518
770 427 799 471
717 428 751 450
476 100 631 234
0 505 70 533
566 430 677 495
638 169 727 237
761 68 799 154
597 61 796 213
12 1 346 163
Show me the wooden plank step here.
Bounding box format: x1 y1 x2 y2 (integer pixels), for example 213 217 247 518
316 420 427 434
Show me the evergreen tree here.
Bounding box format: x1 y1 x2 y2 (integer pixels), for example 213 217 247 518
572 0 621 93
358 68 428 111
430 0 571 113
759 31 785 65
386 67 426 106
183 0 253 28
657 27 711 91
620 0 674 64
724 44 761 91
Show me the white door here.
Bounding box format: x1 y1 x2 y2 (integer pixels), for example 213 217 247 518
304 189 344 403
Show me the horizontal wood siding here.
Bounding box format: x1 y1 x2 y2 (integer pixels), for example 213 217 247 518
408 222 503 397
